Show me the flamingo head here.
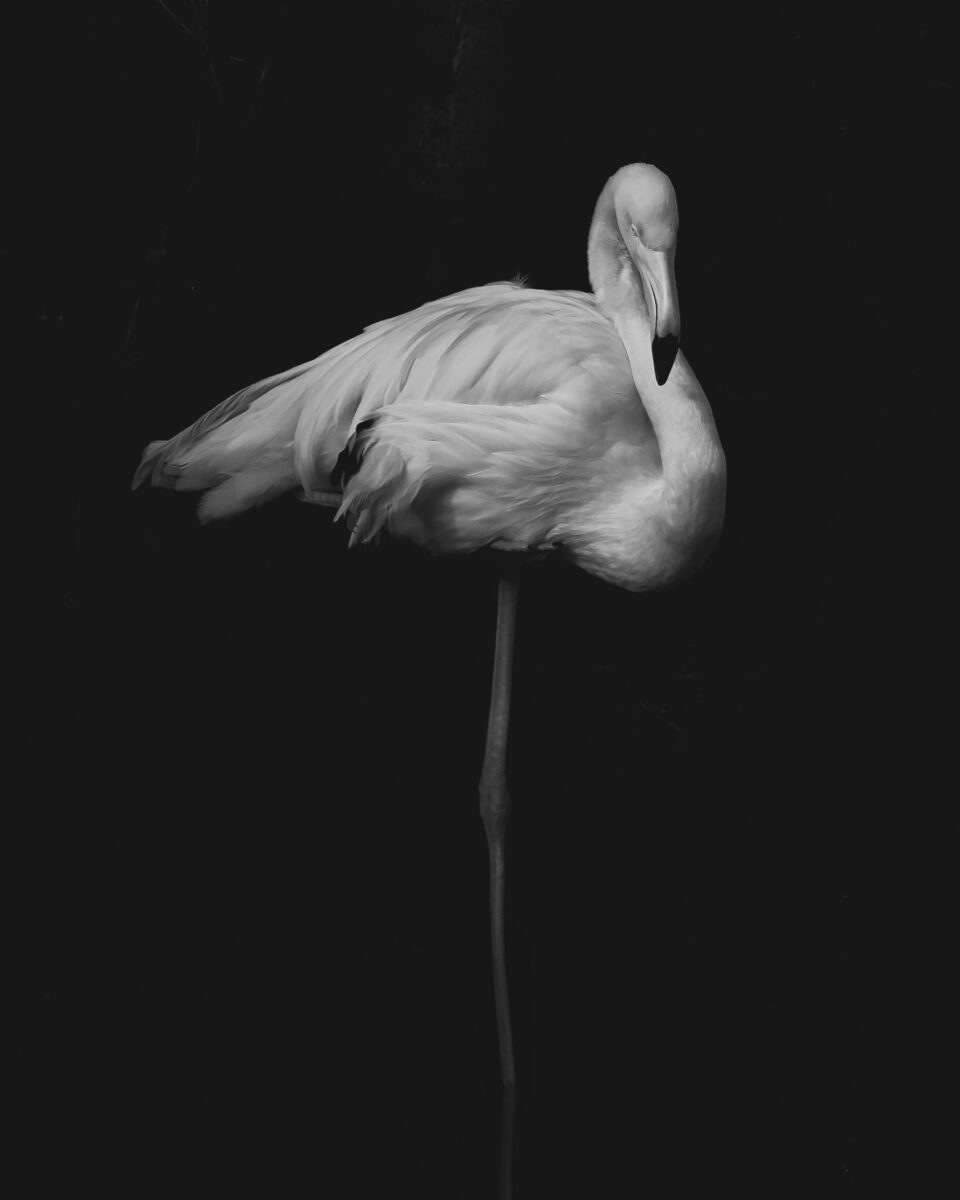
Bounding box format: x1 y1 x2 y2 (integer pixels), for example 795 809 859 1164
615 164 681 385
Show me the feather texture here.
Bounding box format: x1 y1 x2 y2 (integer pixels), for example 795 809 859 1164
135 165 726 591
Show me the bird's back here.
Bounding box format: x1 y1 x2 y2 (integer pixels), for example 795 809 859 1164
134 282 658 547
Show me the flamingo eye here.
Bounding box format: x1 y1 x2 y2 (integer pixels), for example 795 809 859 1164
629 223 640 239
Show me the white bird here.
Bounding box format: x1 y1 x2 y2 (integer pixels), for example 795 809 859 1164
134 162 727 1089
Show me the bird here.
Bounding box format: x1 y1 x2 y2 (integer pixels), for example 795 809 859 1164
133 162 727 1090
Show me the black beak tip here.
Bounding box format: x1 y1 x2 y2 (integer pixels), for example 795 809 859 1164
652 333 680 386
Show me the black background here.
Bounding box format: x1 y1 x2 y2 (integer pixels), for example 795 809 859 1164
18 2 953 1195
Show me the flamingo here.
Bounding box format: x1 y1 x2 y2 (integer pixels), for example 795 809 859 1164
133 163 727 1091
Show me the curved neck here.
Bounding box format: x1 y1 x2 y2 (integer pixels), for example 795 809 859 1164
587 183 724 491
587 178 635 321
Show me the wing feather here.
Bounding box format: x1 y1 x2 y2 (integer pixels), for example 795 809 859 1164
135 280 646 536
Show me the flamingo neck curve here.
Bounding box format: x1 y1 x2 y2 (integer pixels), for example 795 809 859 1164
586 176 726 511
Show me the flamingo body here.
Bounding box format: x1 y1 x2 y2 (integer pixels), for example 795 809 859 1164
135 165 726 591
133 163 728 1093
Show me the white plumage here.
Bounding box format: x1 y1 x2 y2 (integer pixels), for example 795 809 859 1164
135 163 725 591
133 163 728 1091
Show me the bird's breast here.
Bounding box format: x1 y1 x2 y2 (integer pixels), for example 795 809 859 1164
560 469 725 593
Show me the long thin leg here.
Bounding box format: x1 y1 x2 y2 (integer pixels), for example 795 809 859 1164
479 564 520 1089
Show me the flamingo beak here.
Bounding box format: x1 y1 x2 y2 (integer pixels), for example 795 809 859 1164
648 250 680 385
652 331 680 386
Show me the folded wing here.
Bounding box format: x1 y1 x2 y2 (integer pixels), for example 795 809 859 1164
133 283 643 536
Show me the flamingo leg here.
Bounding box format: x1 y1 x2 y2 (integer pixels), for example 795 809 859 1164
479 564 520 1089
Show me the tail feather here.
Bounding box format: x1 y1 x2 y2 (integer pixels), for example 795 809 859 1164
131 356 324 492
132 355 335 519
197 460 299 522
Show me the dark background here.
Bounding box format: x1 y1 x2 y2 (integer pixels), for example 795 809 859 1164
18 2 953 1195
